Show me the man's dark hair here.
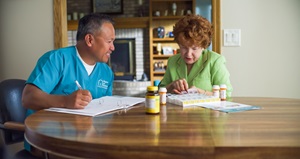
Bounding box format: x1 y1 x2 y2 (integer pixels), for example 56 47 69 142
76 13 114 41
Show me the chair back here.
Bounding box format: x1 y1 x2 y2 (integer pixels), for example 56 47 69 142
0 79 27 144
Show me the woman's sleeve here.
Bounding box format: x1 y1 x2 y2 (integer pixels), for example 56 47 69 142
211 56 233 97
159 59 173 88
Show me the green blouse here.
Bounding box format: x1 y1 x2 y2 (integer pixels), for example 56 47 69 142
159 49 233 97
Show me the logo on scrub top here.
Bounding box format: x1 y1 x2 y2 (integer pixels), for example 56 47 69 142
97 79 108 89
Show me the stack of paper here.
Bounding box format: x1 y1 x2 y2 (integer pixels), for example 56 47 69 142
46 96 145 116
199 101 261 113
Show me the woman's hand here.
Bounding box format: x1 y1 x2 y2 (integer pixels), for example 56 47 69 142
190 86 212 96
169 78 189 94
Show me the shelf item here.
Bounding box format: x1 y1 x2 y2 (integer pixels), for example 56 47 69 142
149 0 195 84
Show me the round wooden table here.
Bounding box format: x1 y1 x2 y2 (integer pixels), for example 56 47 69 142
25 97 300 159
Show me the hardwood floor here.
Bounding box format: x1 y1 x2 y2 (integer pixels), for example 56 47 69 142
1 142 21 159
1 142 39 159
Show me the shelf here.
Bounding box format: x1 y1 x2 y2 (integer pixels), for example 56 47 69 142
67 17 149 30
151 0 193 2
67 20 79 30
153 38 174 42
114 17 149 29
154 71 166 75
149 0 195 84
152 16 184 20
153 54 174 58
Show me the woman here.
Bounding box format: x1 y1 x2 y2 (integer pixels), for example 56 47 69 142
159 14 232 97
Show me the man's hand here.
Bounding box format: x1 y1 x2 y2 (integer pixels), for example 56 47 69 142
65 90 92 109
22 84 93 110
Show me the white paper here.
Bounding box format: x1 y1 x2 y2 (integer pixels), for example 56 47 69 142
46 96 145 116
198 101 261 113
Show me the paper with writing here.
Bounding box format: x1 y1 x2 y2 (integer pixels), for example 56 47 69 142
46 96 145 116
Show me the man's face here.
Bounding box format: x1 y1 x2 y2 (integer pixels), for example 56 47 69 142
91 22 115 63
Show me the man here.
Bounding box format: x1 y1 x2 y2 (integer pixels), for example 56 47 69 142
22 13 115 114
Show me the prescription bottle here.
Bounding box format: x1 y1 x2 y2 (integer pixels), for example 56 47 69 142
212 85 220 98
159 87 167 105
145 86 160 114
220 84 227 101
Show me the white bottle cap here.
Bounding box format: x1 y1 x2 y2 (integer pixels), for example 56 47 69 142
213 85 220 89
159 87 167 93
220 84 227 88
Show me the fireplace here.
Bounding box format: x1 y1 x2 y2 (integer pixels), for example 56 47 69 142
108 38 136 80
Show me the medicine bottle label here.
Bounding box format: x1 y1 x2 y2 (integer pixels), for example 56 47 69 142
159 92 166 105
159 87 167 105
220 90 226 101
213 89 220 98
219 84 227 101
212 85 220 98
145 95 160 114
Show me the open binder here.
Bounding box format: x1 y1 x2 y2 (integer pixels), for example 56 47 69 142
46 96 145 116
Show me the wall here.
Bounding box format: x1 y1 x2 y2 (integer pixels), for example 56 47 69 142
222 0 300 99
0 0 54 81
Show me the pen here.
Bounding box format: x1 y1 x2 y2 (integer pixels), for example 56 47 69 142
75 80 83 90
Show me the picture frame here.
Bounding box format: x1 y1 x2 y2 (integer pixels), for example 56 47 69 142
93 0 123 14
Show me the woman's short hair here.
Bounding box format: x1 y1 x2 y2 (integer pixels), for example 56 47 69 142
173 14 213 49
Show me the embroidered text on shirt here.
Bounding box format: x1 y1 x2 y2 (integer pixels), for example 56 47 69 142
97 79 108 89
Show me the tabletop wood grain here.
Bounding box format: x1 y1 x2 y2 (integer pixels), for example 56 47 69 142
25 97 300 159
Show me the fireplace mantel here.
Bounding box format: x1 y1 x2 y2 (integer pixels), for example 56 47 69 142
67 17 149 31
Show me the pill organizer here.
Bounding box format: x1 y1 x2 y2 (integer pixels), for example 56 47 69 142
167 93 220 107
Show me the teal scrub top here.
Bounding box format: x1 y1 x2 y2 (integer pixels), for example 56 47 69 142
24 46 114 151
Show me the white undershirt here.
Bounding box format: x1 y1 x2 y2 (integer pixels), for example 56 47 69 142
75 47 95 76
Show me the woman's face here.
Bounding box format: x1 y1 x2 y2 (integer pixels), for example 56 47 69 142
178 34 203 65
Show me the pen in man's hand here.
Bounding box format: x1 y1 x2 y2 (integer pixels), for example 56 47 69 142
75 80 83 90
